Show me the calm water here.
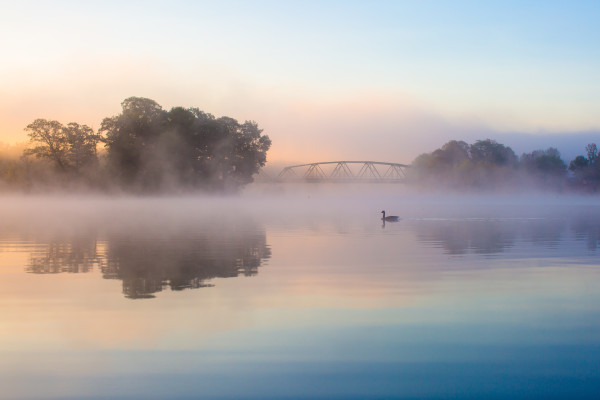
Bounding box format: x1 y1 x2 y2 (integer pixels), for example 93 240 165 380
1 192 599 399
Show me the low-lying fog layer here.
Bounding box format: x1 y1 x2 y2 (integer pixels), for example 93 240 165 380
0 184 598 231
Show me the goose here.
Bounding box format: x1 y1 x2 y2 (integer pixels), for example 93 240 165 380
381 210 400 222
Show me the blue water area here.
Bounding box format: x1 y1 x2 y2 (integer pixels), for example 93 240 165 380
1 198 600 399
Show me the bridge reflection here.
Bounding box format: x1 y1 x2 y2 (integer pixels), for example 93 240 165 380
272 161 410 183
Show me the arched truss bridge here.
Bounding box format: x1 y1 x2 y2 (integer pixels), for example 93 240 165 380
275 161 410 183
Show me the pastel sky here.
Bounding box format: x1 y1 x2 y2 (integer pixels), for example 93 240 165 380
1 0 599 163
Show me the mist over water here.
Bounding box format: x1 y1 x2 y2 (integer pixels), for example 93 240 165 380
1 188 600 399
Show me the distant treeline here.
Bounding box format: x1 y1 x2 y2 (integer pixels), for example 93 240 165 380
0 97 271 192
410 139 600 191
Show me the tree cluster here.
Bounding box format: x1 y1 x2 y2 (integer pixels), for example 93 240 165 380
410 139 583 191
411 139 520 188
0 97 271 192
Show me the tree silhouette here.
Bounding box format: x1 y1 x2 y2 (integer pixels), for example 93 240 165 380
24 119 69 171
586 143 598 165
100 97 271 192
64 123 100 170
24 119 99 174
411 139 518 188
100 97 167 187
470 139 517 166
520 147 567 187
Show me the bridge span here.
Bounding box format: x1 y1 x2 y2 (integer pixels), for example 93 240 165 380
270 161 410 183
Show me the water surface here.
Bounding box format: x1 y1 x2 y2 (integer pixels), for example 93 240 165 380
1 193 599 399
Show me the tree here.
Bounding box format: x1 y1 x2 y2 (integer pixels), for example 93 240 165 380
24 119 99 174
231 120 272 186
411 139 522 189
100 97 167 186
64 123 100 170
100 97 271 191
586 143 598 165
24 119 69 171
437 140 470 167
520 148 567 187
469 139 516 166
569 155 589 172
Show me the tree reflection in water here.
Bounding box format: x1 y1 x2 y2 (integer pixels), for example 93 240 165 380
414 219 518 255
102 229 270 299
572 214 600 250
18 212 600 296
27 233 103 274
24 222 271 299
413 215 599 256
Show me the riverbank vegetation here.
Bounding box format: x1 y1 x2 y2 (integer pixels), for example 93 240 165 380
410 139 600 191
0 97 271 193
1 100 598 193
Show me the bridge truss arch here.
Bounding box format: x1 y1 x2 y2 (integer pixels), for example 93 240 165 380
276 161 410 183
